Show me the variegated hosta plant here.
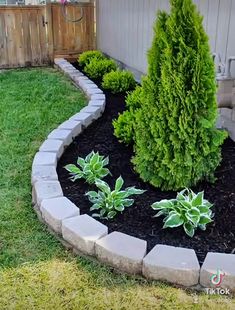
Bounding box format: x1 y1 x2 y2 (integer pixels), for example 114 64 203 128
86 176 145 219
151 189 213 237
65 151 110 184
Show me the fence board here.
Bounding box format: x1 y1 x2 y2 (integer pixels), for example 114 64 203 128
51 3 95 58
0 6 48 68
0 3 95 68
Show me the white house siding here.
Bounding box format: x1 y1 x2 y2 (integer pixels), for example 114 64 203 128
96 0 235 77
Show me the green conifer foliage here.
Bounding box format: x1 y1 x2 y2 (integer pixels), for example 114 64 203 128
116 0 227 190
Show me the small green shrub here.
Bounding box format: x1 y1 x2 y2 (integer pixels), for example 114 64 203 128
86 176 145 219
78 50 105 68
102 70 136 94
65 151 110 184
125 85 143 109
113 86 143 144
151 188 213 237
84 58 117 80
113 111 134 145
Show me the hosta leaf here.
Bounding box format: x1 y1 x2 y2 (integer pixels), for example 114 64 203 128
77 157 85 167
122 199 134 207
188 215 200 225
85 152 93 162
115 176 124 191
192 191 204 206
185 208 200 225
65 164 82 174
199 215 213 225
86 191 99 198
187 207 200 217
84 165 91 174
163 213 184 228
188 189 194 201
90 203 101 211
153 210 168 218
152 200 174 210
115 205 125 212
93 162 103 171
176 189 187 200
126 187 145 196
92 213 101 218
198 224 207 231
95 180 111 194
100 209 106 217
71 175 83 182
183 222 195 237
198 205 210 214
100 168 110 177
179 200 191 209
90 152 100 165
115 191 128 199
107 211 117 219
204 201 213 209
103 156 109 166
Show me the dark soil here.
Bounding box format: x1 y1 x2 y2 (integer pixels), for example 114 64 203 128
57 64 235 264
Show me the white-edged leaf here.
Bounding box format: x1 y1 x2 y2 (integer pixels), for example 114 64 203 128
115 176 124 191
65 164 82 174
107 211 117 219
152 200 174 210
192 191 204 206
163 213 184 228
103 156 109 166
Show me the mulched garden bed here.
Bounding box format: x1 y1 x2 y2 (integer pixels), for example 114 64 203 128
57 64 235 264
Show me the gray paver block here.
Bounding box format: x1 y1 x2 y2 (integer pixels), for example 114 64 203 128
86 88 103 98
143 245 200 286
220 108 232 120
200 252 235 291
48 129 73 146
54 58 67 65
80 106 102 119
220 116 235 141
77 76 90 85
79 79 96 89
41 197 80 234
33 181 63 205
90 94 106 101
95 231 147 274
39 139 64 158
58 120 82 138
232 107 235 121
69 112 93 127
62 214 108 255
88 100 106 112
31 165 58 184
33 152 57 167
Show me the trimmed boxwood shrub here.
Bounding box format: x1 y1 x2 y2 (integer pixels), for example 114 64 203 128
84 58 117 80
113 86 143 144
114 0 227 191
78 50 105 68
102 70 136 94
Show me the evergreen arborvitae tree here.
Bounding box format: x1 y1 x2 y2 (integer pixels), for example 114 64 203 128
125 0 227 190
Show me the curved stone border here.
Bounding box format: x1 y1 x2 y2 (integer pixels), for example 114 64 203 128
31 58 235 292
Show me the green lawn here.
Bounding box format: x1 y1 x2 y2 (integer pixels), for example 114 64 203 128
0 68 234 309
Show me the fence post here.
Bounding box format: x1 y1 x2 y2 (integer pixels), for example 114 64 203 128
45 1 54 63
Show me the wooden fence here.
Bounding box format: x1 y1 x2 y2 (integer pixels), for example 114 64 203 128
0 2 95 68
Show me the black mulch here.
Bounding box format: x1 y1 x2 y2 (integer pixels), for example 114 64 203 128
57 66 235 264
